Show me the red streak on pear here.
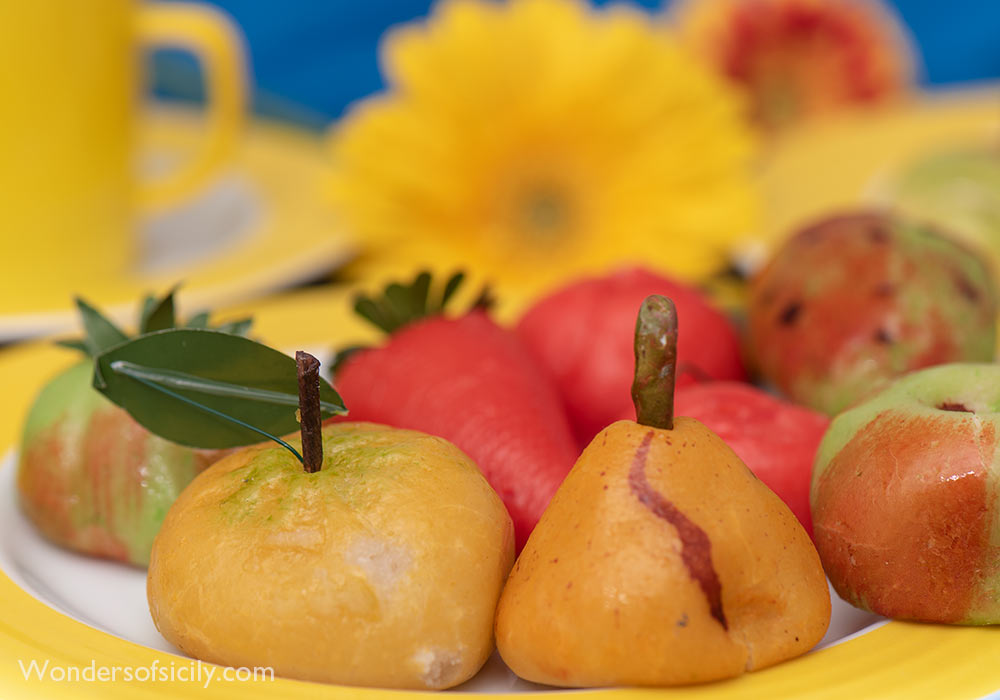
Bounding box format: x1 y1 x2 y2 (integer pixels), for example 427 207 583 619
628 430 728 630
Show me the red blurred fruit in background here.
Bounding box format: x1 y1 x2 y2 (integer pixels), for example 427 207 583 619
676 0 911 130
516 267 746 448
748 211 997 416
674 382 829 536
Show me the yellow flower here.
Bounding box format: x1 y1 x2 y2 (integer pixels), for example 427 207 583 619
328 0 758 312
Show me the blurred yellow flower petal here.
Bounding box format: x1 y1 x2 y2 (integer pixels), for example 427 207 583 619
328 0 759 307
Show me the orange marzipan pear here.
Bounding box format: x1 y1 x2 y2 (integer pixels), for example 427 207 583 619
495 416 830 687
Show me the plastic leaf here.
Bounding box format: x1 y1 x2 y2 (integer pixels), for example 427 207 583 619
93 329 346 450
354 296 394 334
352 270 485 335
440 271 465 309
139 295 157 328
411 271 431 316
185 311 211 328
75 297 129 356
214 317 253 337
140 287 177 333
54 338 90 355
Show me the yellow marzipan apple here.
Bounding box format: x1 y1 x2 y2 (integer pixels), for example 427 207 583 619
148 421 514 690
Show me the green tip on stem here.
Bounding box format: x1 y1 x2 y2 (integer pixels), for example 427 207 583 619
631 295 678 430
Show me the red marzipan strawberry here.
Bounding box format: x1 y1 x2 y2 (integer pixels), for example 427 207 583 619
332 272 579 551
516 267 747 448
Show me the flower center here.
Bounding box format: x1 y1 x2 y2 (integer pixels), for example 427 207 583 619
520 188 568 237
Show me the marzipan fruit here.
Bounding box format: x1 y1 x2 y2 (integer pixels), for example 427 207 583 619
149 422 514 689
495 295 830 686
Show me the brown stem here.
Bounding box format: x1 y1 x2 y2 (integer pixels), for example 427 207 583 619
631 295 678 430
296 351 323 473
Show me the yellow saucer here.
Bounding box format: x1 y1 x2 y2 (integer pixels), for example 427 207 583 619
756 84 1000 249
0 105 353 340
1 285 999 699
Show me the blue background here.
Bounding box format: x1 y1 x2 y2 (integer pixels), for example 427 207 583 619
153 0 1000 129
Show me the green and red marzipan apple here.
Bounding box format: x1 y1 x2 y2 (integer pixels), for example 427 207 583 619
19 361 222 565
749 211 997 415
811 363 1000 624
516 267 746 447
17 292 248 566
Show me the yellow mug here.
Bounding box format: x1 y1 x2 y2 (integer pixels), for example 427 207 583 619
0 1 245 305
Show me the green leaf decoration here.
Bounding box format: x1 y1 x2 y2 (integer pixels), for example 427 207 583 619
54 338 90 354
440 271 464 308
355 296 394 335
185 311 211 329
75 297 129 356
140 286 178 333
353 270 491 335
56 287 253 358
93 329 346 450
215 317 253 337
410 271 431 317
139 295 158 329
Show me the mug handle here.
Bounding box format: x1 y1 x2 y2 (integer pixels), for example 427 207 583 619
136 3 246 211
